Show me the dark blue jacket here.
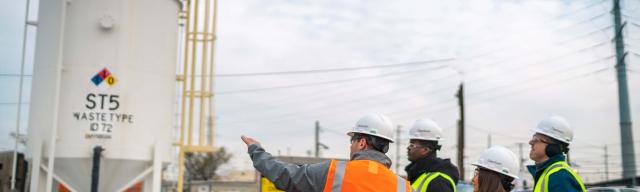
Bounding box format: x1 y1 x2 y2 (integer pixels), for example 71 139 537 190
405 154 459 192
527 154 585 192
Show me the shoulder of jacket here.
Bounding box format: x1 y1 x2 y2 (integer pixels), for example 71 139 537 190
547 170 578 185
547 167 573 177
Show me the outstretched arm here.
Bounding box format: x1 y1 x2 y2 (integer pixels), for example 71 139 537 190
241 135 330 192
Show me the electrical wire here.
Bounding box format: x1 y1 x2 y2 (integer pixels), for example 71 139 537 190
468 65 612 105
215 58 454 77
216 64 450 94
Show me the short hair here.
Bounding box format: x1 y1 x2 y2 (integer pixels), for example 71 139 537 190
412 140 441 156
415 140 441 150
539 134 570 154
351 133 390 153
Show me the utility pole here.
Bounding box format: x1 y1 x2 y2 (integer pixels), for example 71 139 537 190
612 0 637 187
456 83 465 181
396 125 402 173
518 143 525 173
487 134 492 148
315 121 320 158
518 143 527 189
605 145 609 181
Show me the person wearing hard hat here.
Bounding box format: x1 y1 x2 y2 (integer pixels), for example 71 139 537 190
471 146 519 192
404 118 459 192
527 115 587 192
241 113 411 192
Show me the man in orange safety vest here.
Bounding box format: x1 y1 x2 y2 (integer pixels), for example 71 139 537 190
241 113 410 192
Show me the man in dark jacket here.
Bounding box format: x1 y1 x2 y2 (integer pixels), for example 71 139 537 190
405 118 459 192
527 115 586 192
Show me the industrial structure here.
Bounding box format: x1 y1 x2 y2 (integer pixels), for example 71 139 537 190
24 0 205 191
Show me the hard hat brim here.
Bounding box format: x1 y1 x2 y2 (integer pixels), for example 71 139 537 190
408 137 443 142
471 162 519 179
531 128 571 144
347 131 394 143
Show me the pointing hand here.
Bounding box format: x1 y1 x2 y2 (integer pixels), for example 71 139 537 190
241 135 260 146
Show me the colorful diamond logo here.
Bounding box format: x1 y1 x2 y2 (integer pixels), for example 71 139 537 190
105 76 117 86
98 68 111 79
91 68 117 87
91 74 104 86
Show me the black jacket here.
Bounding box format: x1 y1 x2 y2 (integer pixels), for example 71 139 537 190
405 154 460 192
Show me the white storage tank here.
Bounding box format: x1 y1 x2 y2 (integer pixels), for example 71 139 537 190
26 0 179 191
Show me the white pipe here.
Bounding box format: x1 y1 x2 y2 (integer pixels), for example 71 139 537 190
45 0 68 191
11 0 31 190
28 139 42 192
153 142 162 192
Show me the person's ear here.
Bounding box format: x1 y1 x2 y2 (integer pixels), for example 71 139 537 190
356 138 368 150
420 147 431 156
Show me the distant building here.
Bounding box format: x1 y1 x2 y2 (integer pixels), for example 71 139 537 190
163 180 259 192
218 170 257 182
0 151 28 192
162 156 344 192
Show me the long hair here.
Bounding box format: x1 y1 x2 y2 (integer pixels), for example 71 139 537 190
477 168 514 192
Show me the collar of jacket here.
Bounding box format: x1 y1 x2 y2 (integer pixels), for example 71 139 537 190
527 154 566 181
404 153 443 183
351 149 393 168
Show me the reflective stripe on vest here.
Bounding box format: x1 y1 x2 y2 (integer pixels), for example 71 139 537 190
411 172 457 192
533 161 587 192
323 159 410 192
331 160 347 191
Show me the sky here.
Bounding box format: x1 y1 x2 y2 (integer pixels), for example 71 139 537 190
2 0 640 184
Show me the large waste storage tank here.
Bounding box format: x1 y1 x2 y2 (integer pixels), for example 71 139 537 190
26 0 179 191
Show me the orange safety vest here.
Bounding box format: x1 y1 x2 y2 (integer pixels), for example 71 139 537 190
323 159 410 192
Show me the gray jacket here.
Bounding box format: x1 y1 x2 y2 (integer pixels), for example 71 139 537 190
247 144 393 192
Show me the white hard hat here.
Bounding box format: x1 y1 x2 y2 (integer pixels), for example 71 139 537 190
347 113 394 143
472 146 519 179
408 118 443 141
533 115 573 144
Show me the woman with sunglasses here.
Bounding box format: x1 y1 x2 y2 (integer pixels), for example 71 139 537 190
471 146 519 192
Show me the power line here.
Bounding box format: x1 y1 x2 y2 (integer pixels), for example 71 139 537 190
216 13 620 125
216 11 613 97
550 0 608 20
216 64 450 94
468 54 615 97
228 69 458 127
215 58 454 77
461 24 612 75
215 22 615 121
458 9 610 63
216 67 437 116
466 124 530 141
218 53 612 135
291 72 461 123
468 65 612 105
215 6 620 128
389 53 615 121
223 50 615 128
219 35 614 124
